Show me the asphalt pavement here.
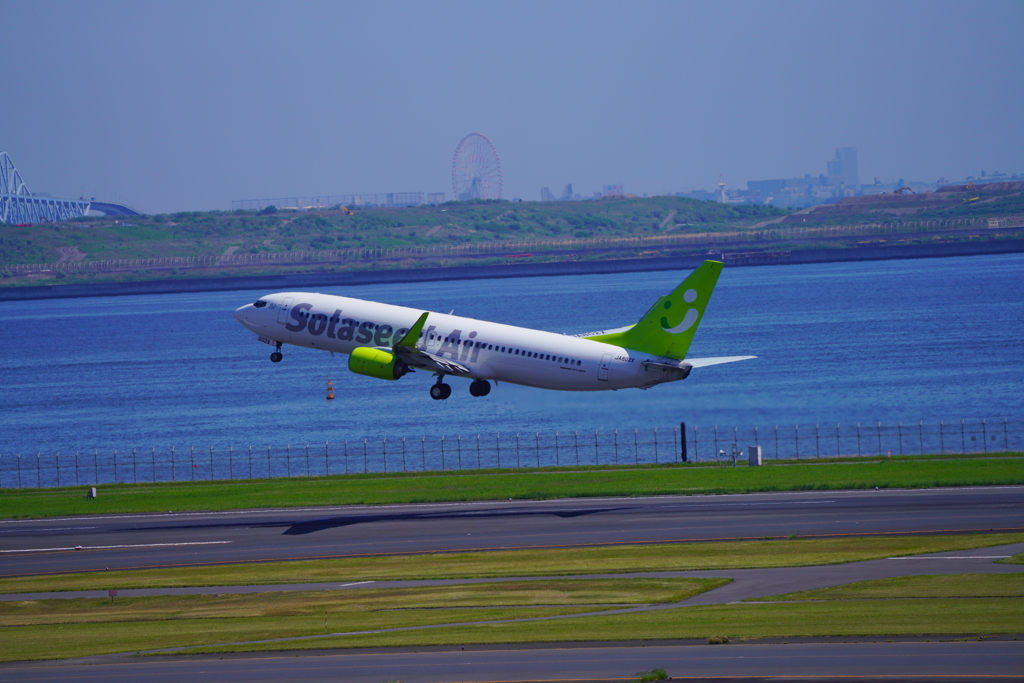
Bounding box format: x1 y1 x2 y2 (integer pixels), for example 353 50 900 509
2 486 1022 577
1 640 1021 682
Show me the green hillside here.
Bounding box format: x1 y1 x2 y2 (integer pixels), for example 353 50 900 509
0 196 783 266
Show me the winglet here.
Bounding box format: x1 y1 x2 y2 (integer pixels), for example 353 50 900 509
396 312 429 348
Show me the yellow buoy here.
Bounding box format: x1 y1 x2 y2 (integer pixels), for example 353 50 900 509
326 377 335 400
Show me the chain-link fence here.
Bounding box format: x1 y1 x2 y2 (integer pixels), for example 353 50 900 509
1 418 1020 489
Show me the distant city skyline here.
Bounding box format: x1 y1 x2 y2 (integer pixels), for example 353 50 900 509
4 1 1022 214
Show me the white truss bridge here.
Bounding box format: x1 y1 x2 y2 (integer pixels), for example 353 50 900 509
1 152 138 224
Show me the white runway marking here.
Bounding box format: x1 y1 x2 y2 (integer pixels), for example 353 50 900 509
889 555 1011 559
0 541 232 554
0 527 97 533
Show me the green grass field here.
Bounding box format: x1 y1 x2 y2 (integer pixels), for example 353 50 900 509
4 537 1023 662
2 455 1022 520
749 573 1024 601
0 578 725 662
185 597 1023 655
3 534 1022 594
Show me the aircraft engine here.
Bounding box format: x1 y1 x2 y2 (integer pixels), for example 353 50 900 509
348 347 412 381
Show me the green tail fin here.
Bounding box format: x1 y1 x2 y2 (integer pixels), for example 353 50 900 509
585 260 723 359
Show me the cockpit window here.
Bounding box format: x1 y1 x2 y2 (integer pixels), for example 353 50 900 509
253 300 268 308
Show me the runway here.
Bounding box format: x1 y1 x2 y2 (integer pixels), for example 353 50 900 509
1 640 1022 682
2 486 1022 577
1 486 1023 680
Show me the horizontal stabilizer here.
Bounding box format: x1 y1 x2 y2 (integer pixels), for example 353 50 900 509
686 355 757 368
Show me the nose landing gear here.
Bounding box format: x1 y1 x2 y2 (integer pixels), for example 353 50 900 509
270 342 283 363
469 379 491 397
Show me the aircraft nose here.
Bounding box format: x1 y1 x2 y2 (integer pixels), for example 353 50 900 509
233 304 249 323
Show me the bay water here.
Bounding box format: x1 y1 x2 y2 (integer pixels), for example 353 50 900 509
1 253 1021 456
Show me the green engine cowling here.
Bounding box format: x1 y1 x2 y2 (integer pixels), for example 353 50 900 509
348 347 412 381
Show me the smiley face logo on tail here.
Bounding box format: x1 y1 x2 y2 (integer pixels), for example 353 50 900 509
660 289 699 334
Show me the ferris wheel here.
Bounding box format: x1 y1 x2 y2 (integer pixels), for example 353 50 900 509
452 133 503 201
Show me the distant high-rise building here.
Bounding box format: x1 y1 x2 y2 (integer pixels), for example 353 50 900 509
540 187 554 202
560 184 573 201
827 147 859 190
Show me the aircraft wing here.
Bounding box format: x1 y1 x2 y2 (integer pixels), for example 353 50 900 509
685 355 757 368
393 345 469 375
391 311 469 375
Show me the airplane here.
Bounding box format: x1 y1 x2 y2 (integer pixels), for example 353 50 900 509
233 260 754 400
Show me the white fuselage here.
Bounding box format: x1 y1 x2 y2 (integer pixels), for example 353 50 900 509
234 292 688 391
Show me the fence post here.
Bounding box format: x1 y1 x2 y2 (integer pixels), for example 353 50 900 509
856 424 861 456
594 430 599 465
402 438 407 472
94 450 98 484
457 436 462 470
982 419 988 453
835 424 840 457
535 432 541 468
305 443 310 475
112 450 117 483
919 421 924 455
440 436 445 470
345 440 350 475
267 445 271 477
575 431 580 466
614 429 619 464
382 438 387 473
1004 418 1009 453
476 435 481 469
75 451 79 485
363 438 368 473
190 446 195 480
248 446 253 479
814 424 820 458
898 422 903 455
554 432 559 467
633 429 639 464
939 421 944 453
210 445 215 479
229 446 234 479
132 448 137 483
794 426 799 459
420 437 425 471
55 452 60 488
18 455 22 488
961 419 965 453
877 422 882 456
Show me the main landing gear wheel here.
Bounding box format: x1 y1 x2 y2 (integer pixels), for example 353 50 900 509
469 379 491 397
270 352 283 363
430 383 452 400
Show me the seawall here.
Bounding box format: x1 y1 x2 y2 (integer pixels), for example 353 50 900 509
2 238 1021 302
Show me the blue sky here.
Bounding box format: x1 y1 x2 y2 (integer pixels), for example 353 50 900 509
4 0 1022 213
